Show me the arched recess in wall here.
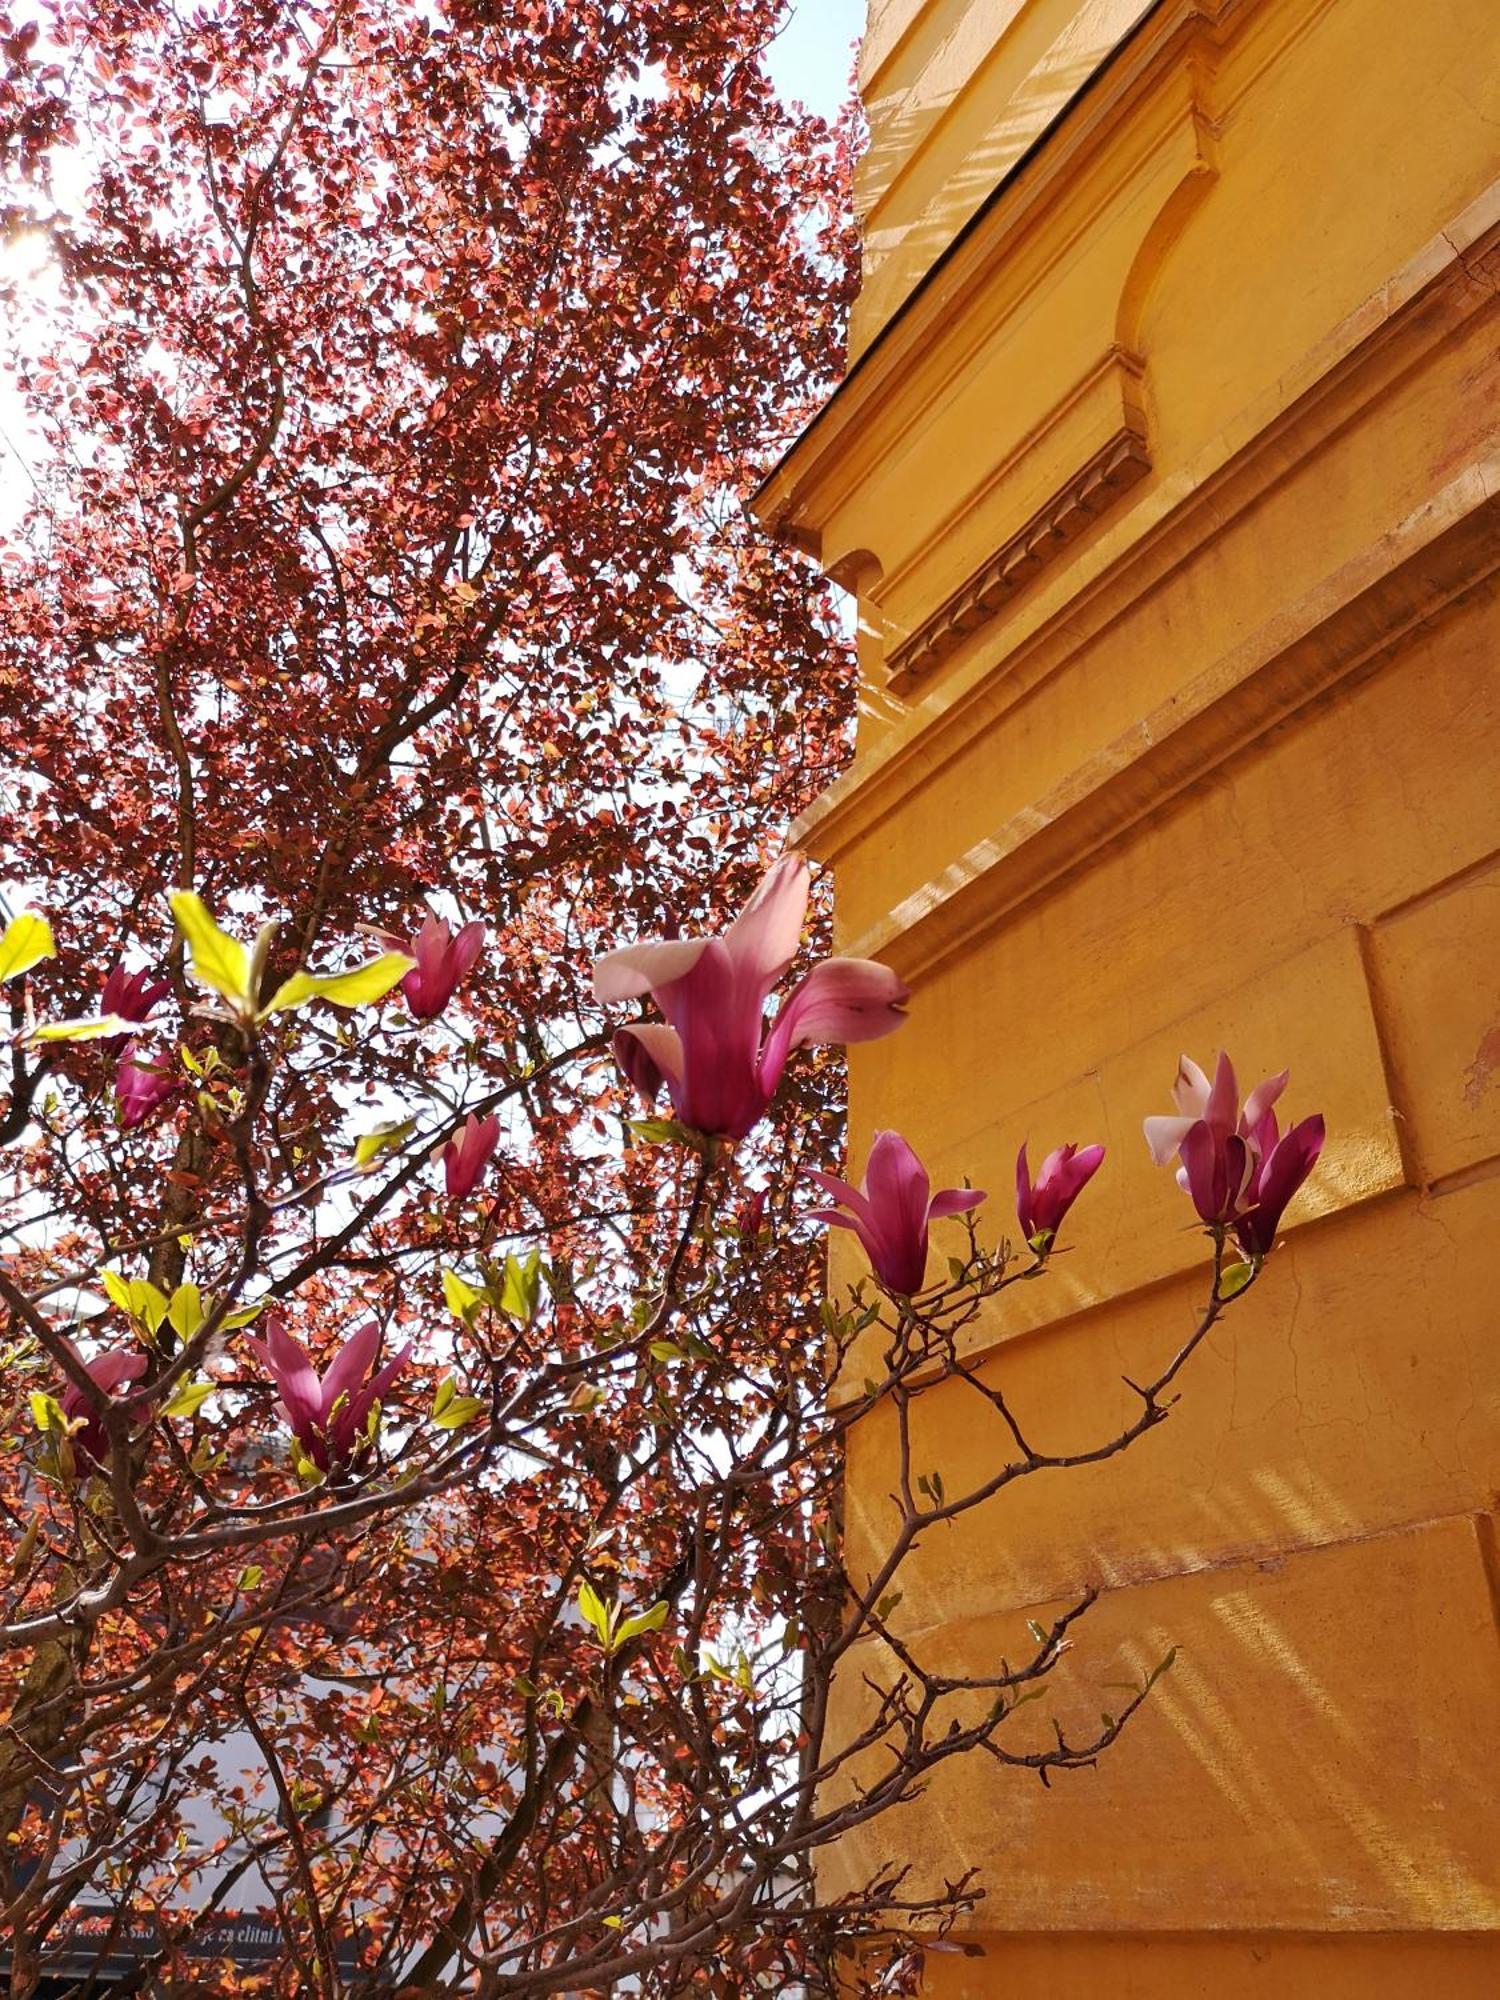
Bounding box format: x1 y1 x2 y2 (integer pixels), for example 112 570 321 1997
1115 73 1223 364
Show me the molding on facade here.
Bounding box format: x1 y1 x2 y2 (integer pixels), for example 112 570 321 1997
789 180 1500 881
885 424 1152 688
844 460 1500 984
750 0 1240 551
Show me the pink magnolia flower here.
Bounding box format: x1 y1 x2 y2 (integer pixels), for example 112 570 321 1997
246 1316 412 1472
1144 1052 1324 1257
440 1113 500 1200
60 1344 151 1464
1228 1111 1326 1260
1015 1140 1105 1251
593 854 909 1141
805 1130 984 1295
397 916 485 1021
100 964 170 1029
116 1041 176 1128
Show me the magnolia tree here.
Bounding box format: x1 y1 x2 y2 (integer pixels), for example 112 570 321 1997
0 3 1326 1994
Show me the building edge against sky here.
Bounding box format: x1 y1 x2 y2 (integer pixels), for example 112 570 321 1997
754 0 1500 1992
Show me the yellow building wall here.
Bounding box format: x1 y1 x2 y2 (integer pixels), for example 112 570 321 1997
755 0 1500 1987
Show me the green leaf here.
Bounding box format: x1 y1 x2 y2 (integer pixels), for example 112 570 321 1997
29 1013 131 1043
29 1390 65 1434
261 951 415 1018
354 1117 416 1167
219 1303 264 1330
648 1340 688 1364
626 1116 697 1148
237 1565 263 1591
576 1581 612 1647
602 1915 624 1931
0 911 55 984
162 1379 214 1419
614 1600 669 1647
499 1250 542 1324
100 1269 135 1317
432 1376 456 1419
874 1590 903 1622
101 1270 170 1333
1219 1260 1256 1300
434 1395 485 1431
169 892 251 1010
442 1269 485 1322
166 1283 204 1340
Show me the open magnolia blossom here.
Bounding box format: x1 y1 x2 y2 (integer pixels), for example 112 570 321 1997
100 965 170 1029
1015 1140 1105 1252
593 853 909 1140
246 1317 412 1472
388 915 486 1021
1144 1051 1324 1258
805 1129 985 1296
60 1344 150 1465
440 1112 500 1199
115 1041 176 1129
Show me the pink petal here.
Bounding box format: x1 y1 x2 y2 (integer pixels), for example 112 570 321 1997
413 915 453 980
320 1319 383 1422
721 853 809 994
449 921 486 980
758 957 908 1093
593 938 710 1004
1204 1051 1239 1134
803 1166 874 1226
928 1186 985 1219
1170 1054 1212 1119
862 1131 931 1287
90 1348 149 1394
613 1023 684 1101
364 1341 412 1409
1241 1069 1289 1135
249 1318 323 1434
1143 1113 1196 1166
805 1206 858 1233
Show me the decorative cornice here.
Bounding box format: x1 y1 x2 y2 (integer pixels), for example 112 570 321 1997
790 180 1500 878
886 426 1151 688
853 456 1500 984
749 0 1238 554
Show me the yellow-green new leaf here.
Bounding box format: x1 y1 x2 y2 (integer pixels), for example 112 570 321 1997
354 1117 416 1167
101 1269 170 1332
615 1601 669 1647
499 1250 543 1324
0 911 54 985
433 1394 485 1431
262 952 415 1018
577 1581 612 1647
169 892 250 1010
166 1283 204 1340
29 1012 131 1043
29 1390 65 1434
162 1378 214 1420
442 1269 485 1322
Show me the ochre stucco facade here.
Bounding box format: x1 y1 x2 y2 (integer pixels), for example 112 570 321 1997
754 0 1500 1989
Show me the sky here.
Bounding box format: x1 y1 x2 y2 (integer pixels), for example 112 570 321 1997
764 0 865 122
